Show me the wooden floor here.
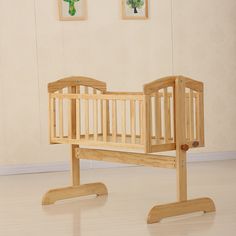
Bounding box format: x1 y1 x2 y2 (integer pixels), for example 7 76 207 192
0 160 236 236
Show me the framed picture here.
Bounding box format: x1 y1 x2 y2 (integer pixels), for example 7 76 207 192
58 0 87 21
122 0 148 19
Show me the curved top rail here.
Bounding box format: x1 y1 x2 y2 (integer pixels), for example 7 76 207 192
48 76 107 93
179 76 203 92
143 75 203 94
143 76 176 94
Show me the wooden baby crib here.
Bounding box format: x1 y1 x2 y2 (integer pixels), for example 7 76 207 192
42 75 215 223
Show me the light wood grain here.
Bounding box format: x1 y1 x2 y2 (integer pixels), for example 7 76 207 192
144 95 151 153
93 89 98 141
164 88 171 143
112 100 117 142
199 91 205 146
155 91 162 140
51 93 144 101
84 87 89 140
49 95 56 141
130 100 136 144
71 144 80 186
102 99 107 142
175 77 187 201
147 197 215 224
185 93 190 140
48 76 106 93
189 89 194 140
76 86 81 140
42 183 108 205
77 148 176 169
122 100 126 143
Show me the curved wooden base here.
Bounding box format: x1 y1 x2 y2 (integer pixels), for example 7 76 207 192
42 182 108 205
147 197 215 224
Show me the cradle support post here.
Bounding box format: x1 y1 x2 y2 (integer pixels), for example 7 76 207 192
175 77 187 201
147 77 215 224
71 144 80 186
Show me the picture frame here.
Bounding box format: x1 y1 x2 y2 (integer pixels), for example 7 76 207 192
58 0 87 21
122 0 148 20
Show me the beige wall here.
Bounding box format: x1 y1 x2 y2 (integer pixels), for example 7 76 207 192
0 0 235 165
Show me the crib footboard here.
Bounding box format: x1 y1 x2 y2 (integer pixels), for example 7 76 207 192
143 76 204 153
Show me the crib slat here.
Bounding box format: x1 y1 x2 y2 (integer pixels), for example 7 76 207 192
101 98 103 135
49 95 56 139
112 100 117 142
106 100 110 136
139 101 144 144
130 100 136 144
144 95 151 152
93 89 98 141
155 92 162 140
185 93 190 140
84 86 89 140
122 100 126 143
195 93 200 141
76 86 81 140
199 91 205 145
103 99 107 141
189 89 194 140
164 88 171 143
59 90 64 138
68 87 72 138
71 86 77 139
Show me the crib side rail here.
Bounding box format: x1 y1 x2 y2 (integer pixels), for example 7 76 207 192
48 80 145 148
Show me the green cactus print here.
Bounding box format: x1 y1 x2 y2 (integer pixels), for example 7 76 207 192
64 0 80 16
126 0 144 14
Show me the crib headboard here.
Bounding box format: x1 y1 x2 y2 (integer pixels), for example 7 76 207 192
143 76 204 153
48 76 107 143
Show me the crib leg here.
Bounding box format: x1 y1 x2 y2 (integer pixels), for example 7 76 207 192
42 145 108 205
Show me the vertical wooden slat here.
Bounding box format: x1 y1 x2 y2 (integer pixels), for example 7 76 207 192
122 100 126 143
76 86 81 140
164 88 171 143
101 98 103 135
172 87 176 143
71 86 77 139
144 95 151 152
93 89 98 141
49 94 56 140
68 87 72 138
106 100 110 136
195 93 200 141
155 92 162 141
185 93 190 140
112 100 117 142
59 90 64 138
84 86 89 140
130 100 136 144
139 100 144 144
199 91 205 146
189 89 194 140
102 99 107 141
